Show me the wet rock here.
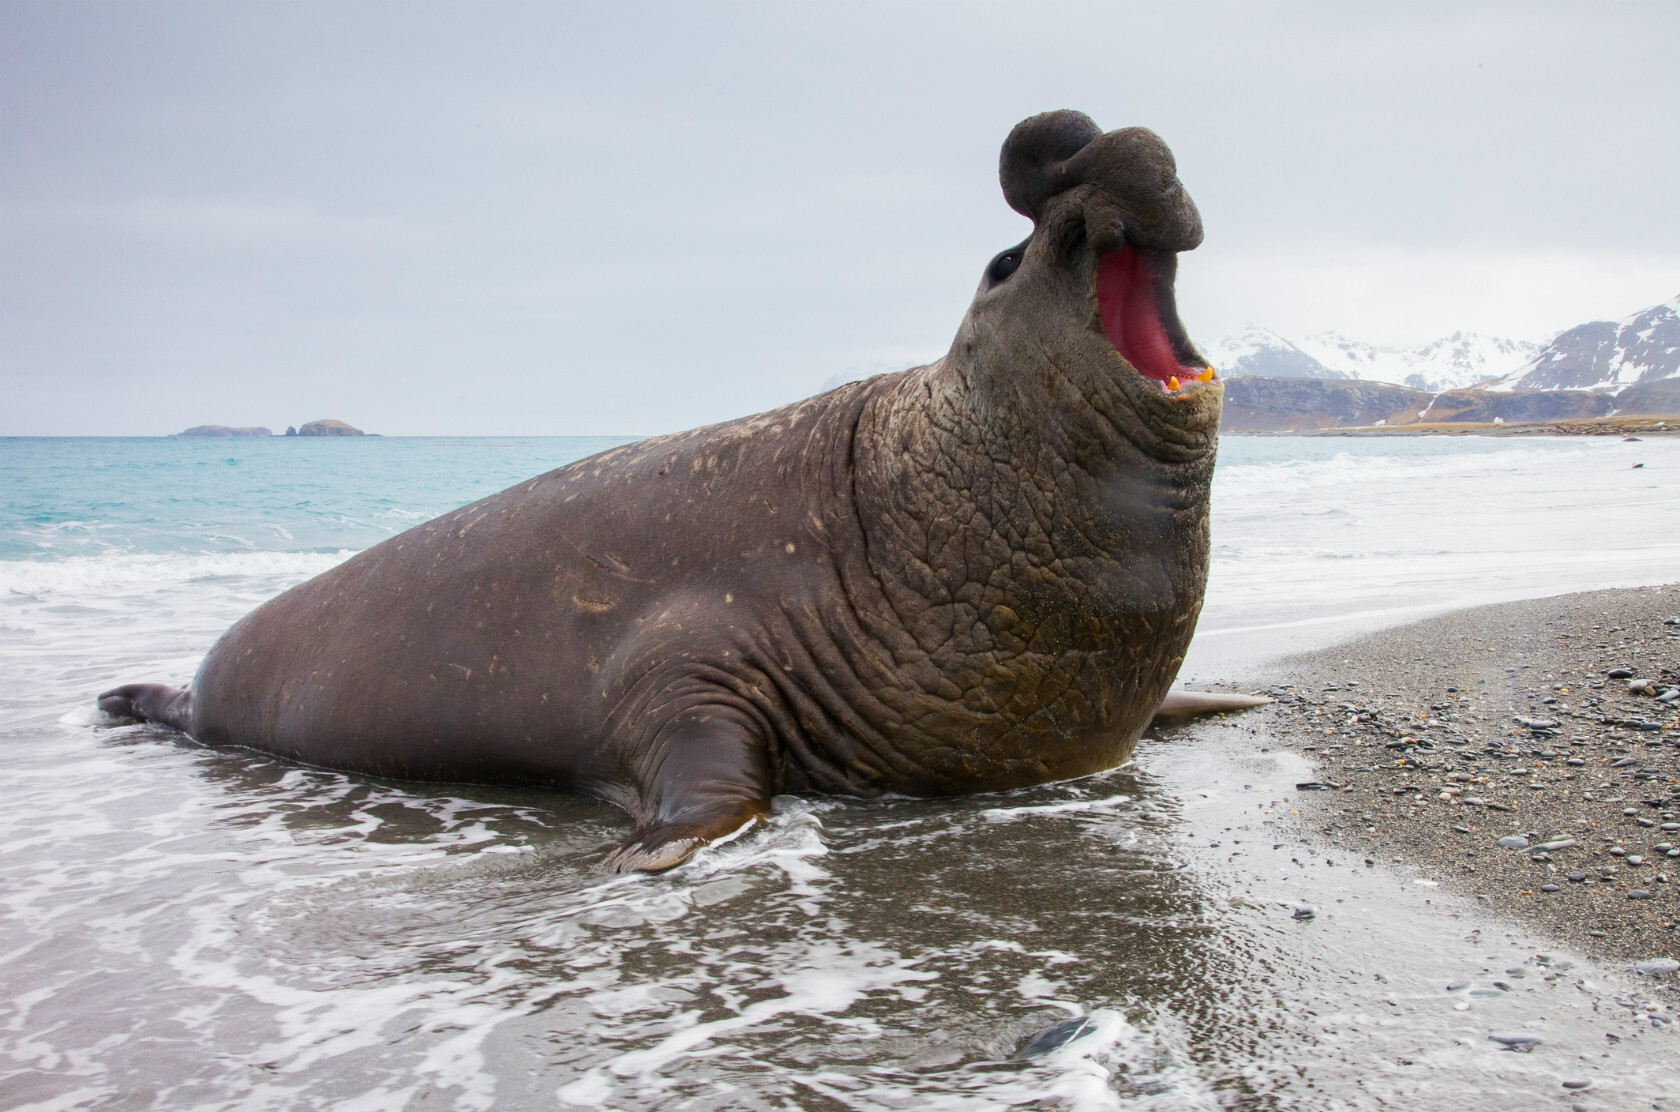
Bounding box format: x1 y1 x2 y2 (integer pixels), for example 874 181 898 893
1292 905 1317 920
1629 958 1679 976
1015 1015 1098 1060
1627 889 1654 899
1295 781 1331 791
1487 1031 1542 1049
1607 668 1634 679
1568 872 1587 882
1562 1079 1591 1090
1446 979 1470 991
1541 883 1561 892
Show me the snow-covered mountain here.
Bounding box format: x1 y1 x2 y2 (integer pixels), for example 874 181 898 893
1484 294 1680 393
1207 326 1347 380
1208 328 1537 392
1298 331 1540 392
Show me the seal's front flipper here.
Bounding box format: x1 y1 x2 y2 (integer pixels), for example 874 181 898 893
97 683 194 733
1150 690 1271 727
603 707 773 874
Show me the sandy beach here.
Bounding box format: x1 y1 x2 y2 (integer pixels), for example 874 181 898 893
1240 583 1680 976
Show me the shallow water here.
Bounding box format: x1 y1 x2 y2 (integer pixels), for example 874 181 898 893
1190 435 1680 677
3 434 1678 1109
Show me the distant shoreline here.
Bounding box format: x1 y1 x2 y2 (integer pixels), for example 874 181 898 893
1228 415 1680 438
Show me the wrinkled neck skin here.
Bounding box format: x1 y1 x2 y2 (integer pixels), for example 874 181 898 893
829 199 1221 794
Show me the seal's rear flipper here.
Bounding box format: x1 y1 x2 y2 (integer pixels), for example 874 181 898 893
97 683 194 733
1150 690 1270 727
603 706 772 874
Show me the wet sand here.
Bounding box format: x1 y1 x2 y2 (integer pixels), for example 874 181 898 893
1233 583 1680 977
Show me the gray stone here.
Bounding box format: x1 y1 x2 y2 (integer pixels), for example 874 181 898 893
1015 1015 1099 1060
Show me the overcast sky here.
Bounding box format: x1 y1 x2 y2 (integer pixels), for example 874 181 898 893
4 1 1678 436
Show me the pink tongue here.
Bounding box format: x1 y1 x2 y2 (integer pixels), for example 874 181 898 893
1096 248 1190 384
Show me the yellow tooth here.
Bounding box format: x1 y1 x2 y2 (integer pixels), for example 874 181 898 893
1167 376 1180 392
1197 367 1215 383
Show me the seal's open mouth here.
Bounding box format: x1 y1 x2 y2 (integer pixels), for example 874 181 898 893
1096 248 1211 392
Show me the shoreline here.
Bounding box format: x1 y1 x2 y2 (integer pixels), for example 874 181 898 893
1222 583 1680 977
1227 414 1680 437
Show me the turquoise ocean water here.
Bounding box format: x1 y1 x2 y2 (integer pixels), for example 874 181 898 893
1 435 636 562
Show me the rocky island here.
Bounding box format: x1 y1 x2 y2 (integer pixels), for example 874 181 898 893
286 420 369 437
174 425 272 438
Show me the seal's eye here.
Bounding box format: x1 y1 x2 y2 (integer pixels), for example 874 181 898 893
988 249 1022 285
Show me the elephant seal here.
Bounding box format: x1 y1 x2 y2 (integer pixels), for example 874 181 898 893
101 110 1266 871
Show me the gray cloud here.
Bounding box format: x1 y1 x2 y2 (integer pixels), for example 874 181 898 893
3 1 1677 434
